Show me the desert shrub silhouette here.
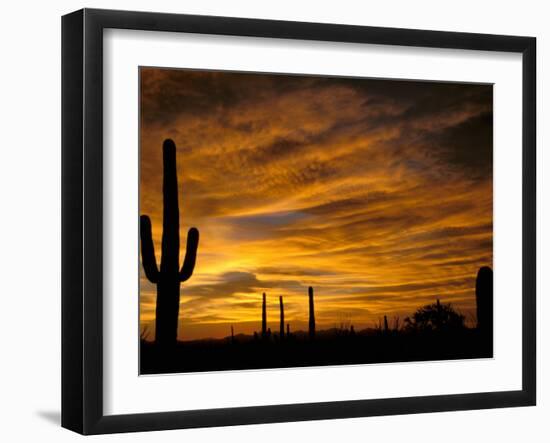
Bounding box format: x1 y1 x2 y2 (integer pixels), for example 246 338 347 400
404 299 465 333
140 139 199 346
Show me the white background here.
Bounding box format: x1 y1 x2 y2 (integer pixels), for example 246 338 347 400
104 30 523 415
0 0 547 441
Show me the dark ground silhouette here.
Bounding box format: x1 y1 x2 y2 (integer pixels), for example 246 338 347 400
140 325 492 374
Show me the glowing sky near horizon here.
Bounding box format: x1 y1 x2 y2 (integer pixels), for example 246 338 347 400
139 67 493 341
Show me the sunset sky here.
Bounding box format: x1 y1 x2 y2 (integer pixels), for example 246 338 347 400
139 67 493 341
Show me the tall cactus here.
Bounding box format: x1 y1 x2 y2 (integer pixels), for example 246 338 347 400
262 292 267 338
476 266 493 334
308 286 315 339
140 139 199 346
279 296 285 339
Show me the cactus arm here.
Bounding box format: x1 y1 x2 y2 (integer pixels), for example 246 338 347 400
139 215 159 283
179 227 199 281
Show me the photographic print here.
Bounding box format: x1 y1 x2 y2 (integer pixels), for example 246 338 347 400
139 68 494 375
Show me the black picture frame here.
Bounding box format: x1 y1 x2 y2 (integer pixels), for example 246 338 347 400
62 8 536 435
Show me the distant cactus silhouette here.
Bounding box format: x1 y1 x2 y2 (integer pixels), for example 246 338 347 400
262 293 267 338
140 139 199 346
476 266 493 335
279 296 285 339
286 323 290 337
308 286 316 339
383 315 389 334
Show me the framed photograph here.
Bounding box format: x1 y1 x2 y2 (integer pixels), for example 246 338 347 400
62 8 536 434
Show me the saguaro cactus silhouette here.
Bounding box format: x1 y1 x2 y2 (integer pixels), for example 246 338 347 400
262 293 267 338
140 139 199 346
279 296 285 339
476 266 493 334
308 286 316 339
